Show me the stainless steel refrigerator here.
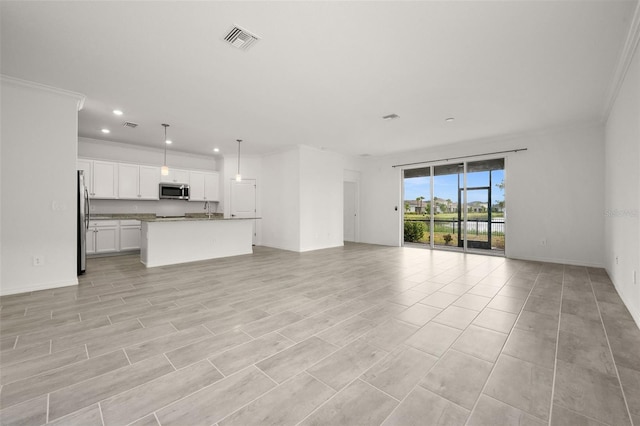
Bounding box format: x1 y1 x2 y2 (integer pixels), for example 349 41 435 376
77 170 89 274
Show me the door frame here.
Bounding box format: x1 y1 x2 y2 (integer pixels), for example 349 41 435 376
343 170 361 243
343 181 359 242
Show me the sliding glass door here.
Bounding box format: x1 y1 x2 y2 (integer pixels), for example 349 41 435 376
433 163 463 249
403 158 505 255
403 167 431 246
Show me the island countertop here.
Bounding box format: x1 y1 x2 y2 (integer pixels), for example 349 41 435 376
89 213 260 222
139 216 260 222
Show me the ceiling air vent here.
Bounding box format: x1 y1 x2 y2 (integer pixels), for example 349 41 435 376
224 25 259 51
123 121 139 128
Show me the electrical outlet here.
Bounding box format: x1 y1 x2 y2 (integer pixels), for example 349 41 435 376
615 256 619 265
540 238 547 246
33 256 44 266
634 270 637 285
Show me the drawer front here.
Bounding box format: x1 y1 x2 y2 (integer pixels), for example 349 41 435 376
89 220 119 227
120 219 141 226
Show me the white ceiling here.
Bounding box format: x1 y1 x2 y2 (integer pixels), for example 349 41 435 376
1 1 636 158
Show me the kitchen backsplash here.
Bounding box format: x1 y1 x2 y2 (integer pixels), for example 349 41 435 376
91 199 220 216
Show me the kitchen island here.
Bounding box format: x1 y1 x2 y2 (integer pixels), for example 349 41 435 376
139 216 255 267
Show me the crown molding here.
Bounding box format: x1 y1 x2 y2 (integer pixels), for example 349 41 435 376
1 74 85 111
603 0 640 121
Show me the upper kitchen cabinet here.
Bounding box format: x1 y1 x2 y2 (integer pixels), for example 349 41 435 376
189 171 220 202
160 168 190 184
118 163 160 200
139 165 161 199
78 159 118 199
77 159 93 194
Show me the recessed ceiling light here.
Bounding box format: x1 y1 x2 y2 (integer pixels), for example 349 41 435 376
113 110 123 116
213 148 220 152
382 114 399 120
101 128 110 134
445 117 455 122
165 140 172 145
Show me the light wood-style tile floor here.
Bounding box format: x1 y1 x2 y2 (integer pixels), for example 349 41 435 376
1 243 639 425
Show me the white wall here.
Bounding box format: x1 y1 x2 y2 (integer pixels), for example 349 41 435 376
79 137 221 216
299 146 345 252
605 37 640 326
260 146 361 252
261 148 300 251
1 76 84 295
359 123 606 267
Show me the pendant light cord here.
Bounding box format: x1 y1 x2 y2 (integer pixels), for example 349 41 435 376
237 139 242 176
162 123 170 167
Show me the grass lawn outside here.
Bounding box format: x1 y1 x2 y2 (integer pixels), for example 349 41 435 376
404 215 505 250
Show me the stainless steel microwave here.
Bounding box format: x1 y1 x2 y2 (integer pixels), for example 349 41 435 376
159 183 190 200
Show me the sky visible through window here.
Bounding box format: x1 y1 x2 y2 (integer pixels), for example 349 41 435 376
405 170 505 204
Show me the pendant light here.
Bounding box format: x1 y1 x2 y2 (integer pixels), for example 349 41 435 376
161 123 170 176
235 139 242 182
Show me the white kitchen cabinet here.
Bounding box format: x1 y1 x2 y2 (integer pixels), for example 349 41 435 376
188 171 205 201
92 161 118 199
86 226 96 255
139 165 160 199
160 169 189 184
87 220 119 254
117 163 139 199
79 159 118 199
118 163 160 200
189 171 220 202
119 220 141 251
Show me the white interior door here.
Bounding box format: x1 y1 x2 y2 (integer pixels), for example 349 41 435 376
230 179 257 244
343 181 357 242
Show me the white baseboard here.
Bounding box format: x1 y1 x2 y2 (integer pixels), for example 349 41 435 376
607 272 640 330
0 278 78 297
507 254 605 269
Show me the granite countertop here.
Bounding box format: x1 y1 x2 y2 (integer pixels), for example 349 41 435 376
90 213 259 222
89 213 158 220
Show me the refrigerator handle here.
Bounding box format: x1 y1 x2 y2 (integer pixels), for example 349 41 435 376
85 188 90 229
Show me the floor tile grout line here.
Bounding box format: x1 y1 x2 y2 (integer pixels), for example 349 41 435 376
122 348 133 365
54 351 260 423
587 271 635 425
463 266 549 426
385 293 510 426
363 344 450 426
555 402 616 426
98 401 106 426
207 359 226 378
162 353 178 371
45 393 50 424
1 345 105 389
214 369 323 426
547 266 565 424
285 370 356 426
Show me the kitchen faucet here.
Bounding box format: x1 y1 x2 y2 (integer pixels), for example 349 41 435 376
204 201 213 219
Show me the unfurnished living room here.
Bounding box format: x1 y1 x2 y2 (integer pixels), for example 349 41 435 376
1 1 639 425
